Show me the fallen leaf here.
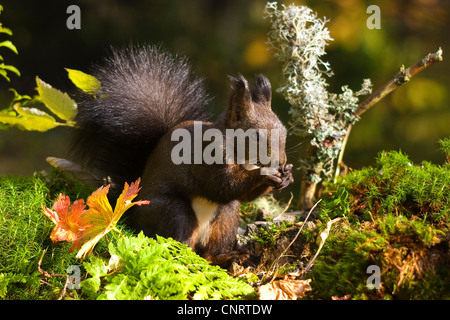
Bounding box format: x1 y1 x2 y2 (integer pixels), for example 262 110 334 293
43 178 150 260
258 278 311 300
42 194 88 252
75 178 150 260
332 294 352 300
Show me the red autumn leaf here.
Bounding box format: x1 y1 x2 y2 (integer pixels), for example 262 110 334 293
42 194 89 252
42 178 150 260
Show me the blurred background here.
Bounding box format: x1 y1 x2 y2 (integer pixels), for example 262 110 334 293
0 0 449 200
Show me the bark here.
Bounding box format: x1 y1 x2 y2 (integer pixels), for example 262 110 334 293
298 179 318 210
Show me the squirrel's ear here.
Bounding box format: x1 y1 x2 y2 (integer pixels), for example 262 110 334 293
228 74 253 122
251 74 272 109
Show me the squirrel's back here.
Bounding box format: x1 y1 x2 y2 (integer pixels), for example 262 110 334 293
71 45 210 187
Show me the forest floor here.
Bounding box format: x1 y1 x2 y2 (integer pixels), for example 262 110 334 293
0 145 449 299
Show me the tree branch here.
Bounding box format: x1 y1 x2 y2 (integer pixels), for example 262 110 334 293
335 48 443 181
355 48 443 118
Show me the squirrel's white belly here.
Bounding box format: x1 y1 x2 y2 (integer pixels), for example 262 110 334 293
191 196 219 246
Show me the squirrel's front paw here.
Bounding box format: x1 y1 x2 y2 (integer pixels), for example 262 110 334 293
265 172 283 187
264 163 294 190
277 163 294 190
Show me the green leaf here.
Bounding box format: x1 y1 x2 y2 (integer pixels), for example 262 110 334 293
79 233 256 300
0 107 58 131
35 77 77 121
0 62 20 82
80 256 108 298
0 68 9 81
103 274 131 300
0 26 12 36
80 276 101 298
0 7 13 36
0 63 20 76
8 88 31 106
83 256 108 277
0 40 18 54
66 68 102 94
0 273 26 298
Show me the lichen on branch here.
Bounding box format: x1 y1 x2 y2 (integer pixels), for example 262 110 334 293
264 2 372 184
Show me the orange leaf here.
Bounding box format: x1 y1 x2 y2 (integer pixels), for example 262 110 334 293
75 178 150 260
42 178 150 260
42 194 88 252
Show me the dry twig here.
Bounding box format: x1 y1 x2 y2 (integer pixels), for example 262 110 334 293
271 199 322 270
355 48 443 118
336 48 444 175
37 248 71 300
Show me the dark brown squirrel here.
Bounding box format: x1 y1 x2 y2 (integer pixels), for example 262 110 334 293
71 45 294 267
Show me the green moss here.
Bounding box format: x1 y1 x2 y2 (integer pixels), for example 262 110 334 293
342 150 450 222
438 137 450 162
0 173 93 299
0 172 255 300
305 147 450 299
0 176 49 274
252 221 293 246
2 140 449 300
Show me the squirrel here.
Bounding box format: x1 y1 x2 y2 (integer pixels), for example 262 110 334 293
70 45 294 267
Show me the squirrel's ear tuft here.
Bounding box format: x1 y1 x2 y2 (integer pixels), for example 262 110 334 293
251 74 272 109
228 74 252 122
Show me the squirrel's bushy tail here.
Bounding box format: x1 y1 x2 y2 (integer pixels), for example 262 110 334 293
71 45 210 186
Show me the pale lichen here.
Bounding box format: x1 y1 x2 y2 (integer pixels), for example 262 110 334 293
264 2 372 183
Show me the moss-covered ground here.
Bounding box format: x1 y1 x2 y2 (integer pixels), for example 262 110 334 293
1 138 449 299
244 139 450 299
0 171 94 299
